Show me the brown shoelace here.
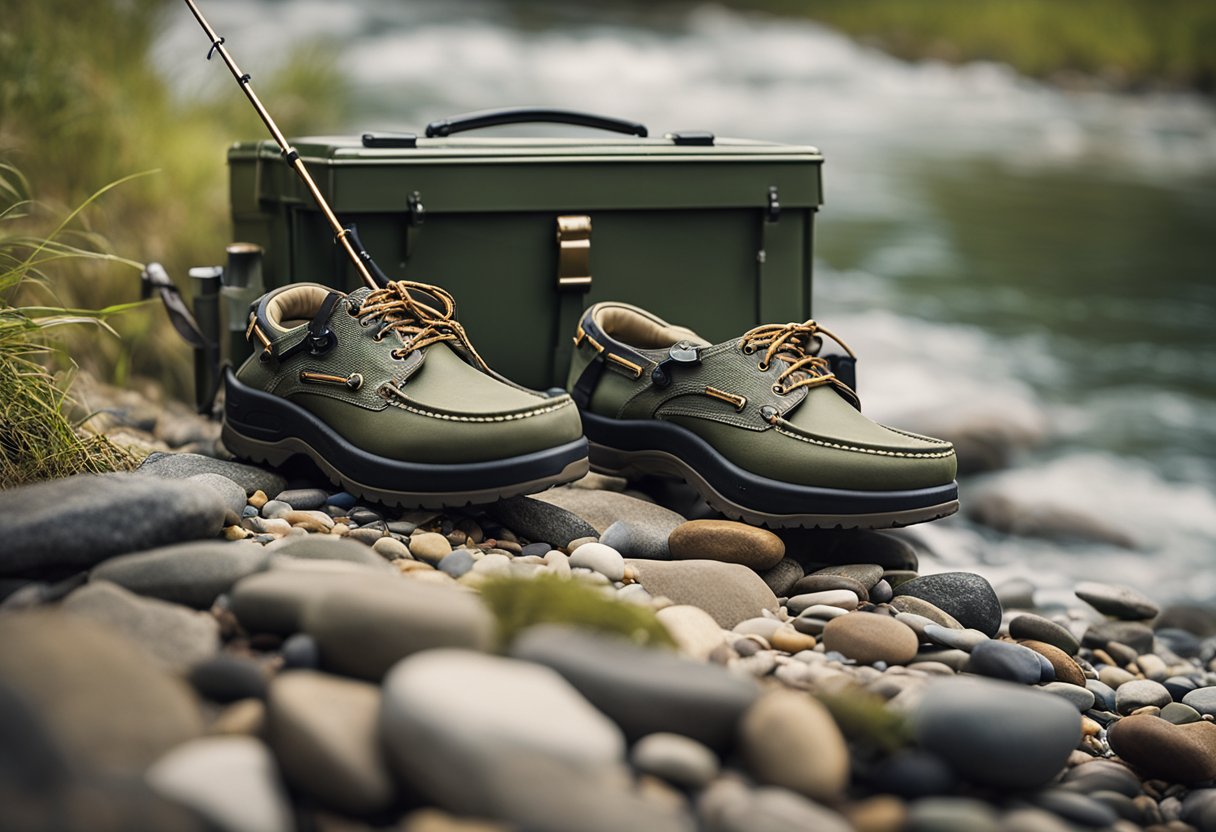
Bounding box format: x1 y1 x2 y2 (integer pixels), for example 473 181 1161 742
353 280 489 371
739 320 858 399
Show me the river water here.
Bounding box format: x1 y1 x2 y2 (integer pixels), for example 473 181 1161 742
158 0 1216 602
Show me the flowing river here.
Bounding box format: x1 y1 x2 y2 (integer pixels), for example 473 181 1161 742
158 0 1216 602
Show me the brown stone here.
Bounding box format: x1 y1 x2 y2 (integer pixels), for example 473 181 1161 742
769 626 817 654
1019 639 1087 686
846 795 908 832
812 563 884 589
821 611 919 665
1108 714 1216 784
626 559 779 628
668 520 785 571
740 690 849 802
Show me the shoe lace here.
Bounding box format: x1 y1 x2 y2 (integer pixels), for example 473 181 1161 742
353 280 489 371
739 320 858 399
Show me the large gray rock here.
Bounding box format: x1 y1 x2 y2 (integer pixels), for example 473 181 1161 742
893 572 1002 637
911 677 1082 790
489 495 598 547
91 541 269 609
0 473 226 577
381 650 691 832
266 535 392 569
535 487 686 536
146 736 293 832
511 626 759 750
266 671 394 815
228 567 386 635
61 581 219 672
188 473 248 526
138 452 287 497
626 559 779 628
0 612 203 776
301 578 495 680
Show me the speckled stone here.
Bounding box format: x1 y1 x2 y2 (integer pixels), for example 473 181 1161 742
138 452 287 497
668 520 785 572
757 558 804 596
489 495 599 548
821 612 919 665
893 572 1002 637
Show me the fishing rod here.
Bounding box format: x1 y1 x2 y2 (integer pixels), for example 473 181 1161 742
182 0 387 290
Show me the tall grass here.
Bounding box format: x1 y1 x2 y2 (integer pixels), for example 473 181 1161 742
0 165 140 487
0 0 350 397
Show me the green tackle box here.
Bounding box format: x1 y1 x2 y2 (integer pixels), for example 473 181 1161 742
227 110 824 390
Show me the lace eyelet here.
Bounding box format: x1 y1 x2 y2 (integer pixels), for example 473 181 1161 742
741 345 755 355
757 361 769 372
390 349 406 361
346 302 361 317
772 384 786 396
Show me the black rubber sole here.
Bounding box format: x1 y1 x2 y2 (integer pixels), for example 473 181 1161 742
581 410 958 529
222 369 589 508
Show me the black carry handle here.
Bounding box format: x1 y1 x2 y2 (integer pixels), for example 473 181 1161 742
425 107 648 138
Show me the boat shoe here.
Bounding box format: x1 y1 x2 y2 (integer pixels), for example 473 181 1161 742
222 281 588 507
567 302 959 528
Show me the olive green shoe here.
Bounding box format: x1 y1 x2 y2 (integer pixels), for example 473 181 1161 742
567 302 958 528
222 281 588 507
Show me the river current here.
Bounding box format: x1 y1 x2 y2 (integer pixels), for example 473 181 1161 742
158 0 1216 602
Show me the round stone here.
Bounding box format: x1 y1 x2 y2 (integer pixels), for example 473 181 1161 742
408 533 452 564
1075 581 1160 621
811 564 883 590
889 596 963 630
630 733 718 789
1116 680 1173 715
668 520 785 572
371 537 410 561
787 590 860 615
281 634 319 669
568 542 626 581
789 574 869 602
869 579 893 604
769 626 817 654
520 542 553 558
893 572 1002 637
913 677 1082 790
1040 682 1096 712
436 550 475 579
1108 714 1216 783
1182 686 1216 716
1008 614 1080 656
965 640 1043 684
188 474 248 525
923 625 988 653
1083 621 1155 654
1162 702 1202 725
188 656 267 703
740 690 849 802
273 489 329 511
821 612 919 666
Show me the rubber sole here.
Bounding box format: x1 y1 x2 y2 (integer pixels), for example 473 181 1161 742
582 411 959 529
222 369 589 509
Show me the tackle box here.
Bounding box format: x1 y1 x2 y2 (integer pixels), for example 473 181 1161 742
227 109 824 389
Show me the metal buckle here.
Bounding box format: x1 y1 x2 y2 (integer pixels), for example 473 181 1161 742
556 215 592 290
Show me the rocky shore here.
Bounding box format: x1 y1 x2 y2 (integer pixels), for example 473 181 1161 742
0 380 1213 832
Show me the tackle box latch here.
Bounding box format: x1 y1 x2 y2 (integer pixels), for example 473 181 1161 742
555 215 592 290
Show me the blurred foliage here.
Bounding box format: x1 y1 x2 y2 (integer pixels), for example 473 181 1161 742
479 574 677 650
817 686 912 753
0 0 350 397
0 165 138 486
733 0 1216 92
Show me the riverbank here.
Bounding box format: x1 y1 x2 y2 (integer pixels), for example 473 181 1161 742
706 0 1216 95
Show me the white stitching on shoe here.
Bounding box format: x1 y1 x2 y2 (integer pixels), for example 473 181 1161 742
385 397 573 423
774 425 956 458
879 424 954 446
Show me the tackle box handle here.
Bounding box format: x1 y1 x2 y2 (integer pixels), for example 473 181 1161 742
425 107 649 138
